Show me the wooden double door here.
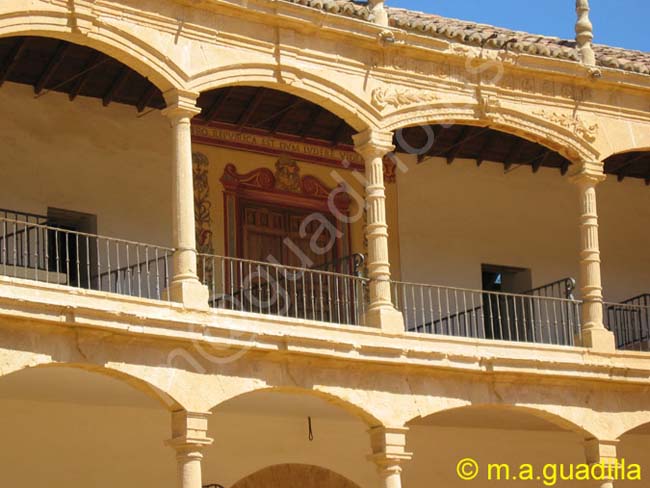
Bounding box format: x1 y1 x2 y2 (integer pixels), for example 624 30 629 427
240 201 338 269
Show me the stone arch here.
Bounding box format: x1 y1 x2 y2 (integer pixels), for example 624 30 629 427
230 464 362 488
188 65 378 132
208 385 383 427
406 403 597 439
0 7 185 93
0 361 182 411
380 102 600 165
614 414 650 439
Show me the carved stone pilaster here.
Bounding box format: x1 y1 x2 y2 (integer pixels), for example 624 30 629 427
353 130 404 333
569 162 615 351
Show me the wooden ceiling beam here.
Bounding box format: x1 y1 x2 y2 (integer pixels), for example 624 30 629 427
445 126 474 164
102 67 130 106
476 131 495 167
34 42 70 95
503 138 525 171
203 87 233 122
532 149 551 173
300 105 324 139
270 100 303 134
418 126 448 163
612 153 648 182
237 88 266 128
69 52 103 101
330 119 349 147
560 160 571 176
0 38 27 87
136 84 158 113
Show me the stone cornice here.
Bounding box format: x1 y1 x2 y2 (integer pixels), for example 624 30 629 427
2 277 650 389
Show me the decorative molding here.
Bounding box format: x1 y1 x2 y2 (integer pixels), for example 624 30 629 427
371 87 439 110
476 93 502 120
192 152 215 256
533 110 598 142
274 156 301 193
192 122 364 170
221 161 351 212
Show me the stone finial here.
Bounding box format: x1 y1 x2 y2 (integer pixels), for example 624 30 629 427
369 0 389 27
575 0 596 67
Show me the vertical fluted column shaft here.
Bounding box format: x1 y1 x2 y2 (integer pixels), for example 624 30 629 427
354 130 394 309
570 163 614 350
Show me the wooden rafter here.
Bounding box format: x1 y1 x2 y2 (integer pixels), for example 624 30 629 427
34 42 69 94
137 84 158 113
503 138 525 171
476 132 495 167
237 88 266 128
444 126 474 164
270 100 304 134
330 119 350 147
300 105 323 139
0 38 27 87
531 149 551 173
613 153 648 182
102 67 130 106
69 52 103 101
203 87 233 122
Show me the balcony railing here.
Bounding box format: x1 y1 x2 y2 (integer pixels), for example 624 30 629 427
0 215 172 300
605 295 650 351
392 280 581 346
197 254 368 326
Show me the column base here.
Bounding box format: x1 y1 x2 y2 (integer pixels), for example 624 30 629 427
363 306 405 334
581 327 616 352
164 279 210 310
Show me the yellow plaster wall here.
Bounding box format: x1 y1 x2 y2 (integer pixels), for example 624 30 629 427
396 155 650 301
0 82 173 246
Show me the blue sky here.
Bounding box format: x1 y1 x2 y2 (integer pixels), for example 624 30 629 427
389 0 650 52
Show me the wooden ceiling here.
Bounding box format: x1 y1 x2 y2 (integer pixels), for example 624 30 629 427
1 35 649 182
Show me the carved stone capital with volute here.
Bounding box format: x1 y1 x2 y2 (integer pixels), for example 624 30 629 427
162 89 202 121
353 129 395 161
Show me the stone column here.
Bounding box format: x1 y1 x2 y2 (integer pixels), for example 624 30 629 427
167 411 213 488
368 426 412 488
353 130 404 333
162 90 209 309
569 162 615 351
585 438 619 488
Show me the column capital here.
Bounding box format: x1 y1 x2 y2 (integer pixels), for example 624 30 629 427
162 89 202 120
584 438 619 465
353 129 395 160
166 410 214 451
569 160 606 186
368 426 413 466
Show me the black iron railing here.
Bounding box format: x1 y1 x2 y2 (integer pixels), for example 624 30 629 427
392 279 581 346
605 294 650 351
198 253 368 326
0 215 172 300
